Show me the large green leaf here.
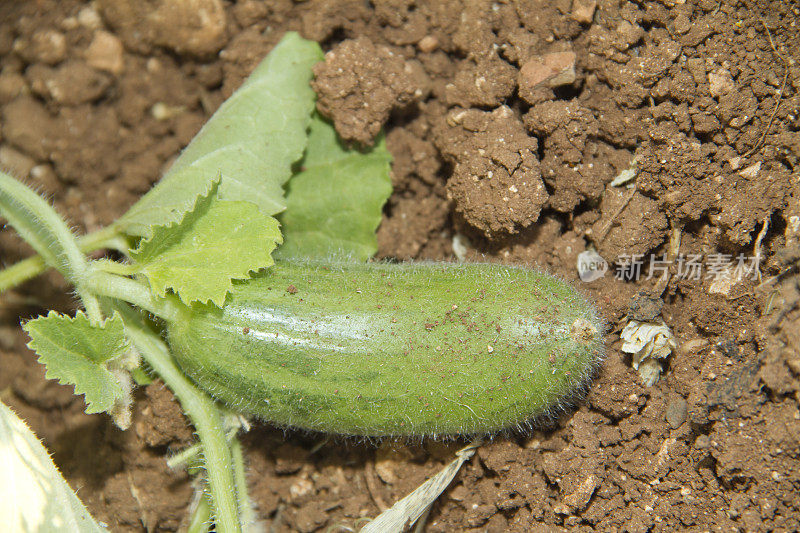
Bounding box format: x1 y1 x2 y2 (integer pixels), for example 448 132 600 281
23 312 130 414
116 32 323 239
276 114 393 261
1 401 108 532
131 183 280 306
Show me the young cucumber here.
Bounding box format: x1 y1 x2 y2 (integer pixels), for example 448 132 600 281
166 261 604 436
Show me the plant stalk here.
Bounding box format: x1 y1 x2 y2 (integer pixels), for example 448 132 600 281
231 437 256 530
114 303 243 533
0 225 127 293
85 270 182 323
0 172 103 321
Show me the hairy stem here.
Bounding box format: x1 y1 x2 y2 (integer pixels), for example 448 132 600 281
114 303 243 533
85 270 182 323
186 492 213 533
231 437 256 530
0 225 128 293
167 428 238 470
0 172 102 321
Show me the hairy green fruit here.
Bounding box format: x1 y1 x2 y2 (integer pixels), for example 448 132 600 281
167 261 604 436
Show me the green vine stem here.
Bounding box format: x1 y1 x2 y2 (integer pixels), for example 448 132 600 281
84 270 182 324
0 225 128 293
0 172 101 321
167 417 253 529
114 303 244 533
231 437 256 529
186 492 213 533
167 428 239 470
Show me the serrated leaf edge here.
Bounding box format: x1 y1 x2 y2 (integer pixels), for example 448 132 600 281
131 187 283 306
22 310 130 415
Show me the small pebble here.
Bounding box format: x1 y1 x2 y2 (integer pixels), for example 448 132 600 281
666 397 688 428
78 6 103 29
151 102 185 121
519 51 576 91
627 291 663 322
570 0 597 24
739 161 761 179
708 68 735 97
0 145 36 176
153 0 228 56
694 434 711 449
14 29 67 65
85 31 125 75
418 35 439 53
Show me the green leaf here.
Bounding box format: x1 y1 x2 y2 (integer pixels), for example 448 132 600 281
1 401 108 532
131 183 280 306
276 114 393 261
23 311 130 415
112 169 220 240
116 32 323 239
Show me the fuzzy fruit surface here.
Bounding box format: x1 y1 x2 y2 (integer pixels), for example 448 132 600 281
167 261 604 436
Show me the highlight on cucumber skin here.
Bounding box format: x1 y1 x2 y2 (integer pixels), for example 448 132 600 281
167 261 605 437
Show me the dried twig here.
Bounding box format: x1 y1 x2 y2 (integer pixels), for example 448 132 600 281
653 221 682 296
597 188 637 243
365 460 389 512
726 217 772 301
752 216 770 283
743 19 790 158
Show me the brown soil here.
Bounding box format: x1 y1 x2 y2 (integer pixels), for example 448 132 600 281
1 0 799 531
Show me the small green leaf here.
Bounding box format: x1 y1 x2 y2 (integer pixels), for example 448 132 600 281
131 184 280 305
276 114 393 261
23 311 130 415
116 32 323 240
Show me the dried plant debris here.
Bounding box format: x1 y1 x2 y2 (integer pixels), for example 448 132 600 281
620 320 677 386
